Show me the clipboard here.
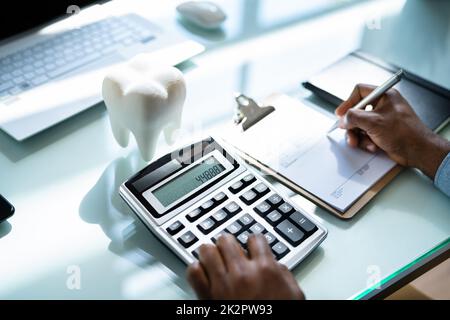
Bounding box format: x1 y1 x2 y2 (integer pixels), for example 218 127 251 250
221 93 403 219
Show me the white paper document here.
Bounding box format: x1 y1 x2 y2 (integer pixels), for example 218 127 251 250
222 94 396 212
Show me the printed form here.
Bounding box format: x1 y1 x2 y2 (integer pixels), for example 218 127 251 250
223 94 396 212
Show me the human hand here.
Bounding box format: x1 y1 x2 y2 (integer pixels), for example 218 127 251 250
335 84 450 179
186 234 305 300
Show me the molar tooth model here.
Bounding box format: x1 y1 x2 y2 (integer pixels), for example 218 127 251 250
102 55 186 161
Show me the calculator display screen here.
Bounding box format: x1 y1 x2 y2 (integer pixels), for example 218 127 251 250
152 156 225 207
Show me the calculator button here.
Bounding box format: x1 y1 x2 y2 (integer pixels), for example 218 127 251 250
198 218 217 234
212 209 228 223
166 221 184 235
254 201 271 216
238 213 254 226
226 221 243 235
278 202 294 215
263 232 277 245
212 230 227 243
267 194 283 206
201 200 215 211
192 247 200 259
213 192 228 203
237 231 251 247
275 220 305 246
178 231 198 248
224 201 241 215
253 182 269 196
249 223 266 234
242 174 255 183
272 241 290 259
229 180 244 194
186 208 203 222
265 210 283 225
240 190 258 205
289 211 317 233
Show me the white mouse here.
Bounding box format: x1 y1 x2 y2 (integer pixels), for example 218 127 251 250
176 1 226 30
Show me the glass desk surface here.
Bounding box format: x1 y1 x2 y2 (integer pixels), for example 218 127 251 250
0 0 449 299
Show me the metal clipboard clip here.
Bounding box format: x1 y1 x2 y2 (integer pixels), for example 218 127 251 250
233 93 275 131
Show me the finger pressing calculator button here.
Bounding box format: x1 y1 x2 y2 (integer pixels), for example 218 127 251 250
254 201 271 216
186 208 203 222
237 231 251 247
272 241 290 259
213 192 228 203
265 210 283 226
249 222 266 234
275 220 305 246
201 200 215 211
229 180 244 194
198 218 217 234
242 174 256 183
278 202 294 215
253 182 269 196
224 201 241 215
178 231 198 248
289 211 317 233
212 209 228 223
226 221 242 235
166 221 184 235
267 194 283 206
240 190 258 205
238 213 254 226
212 230 227 243
263 232 277 246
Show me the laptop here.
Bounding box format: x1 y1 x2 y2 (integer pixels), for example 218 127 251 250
0 0 204 140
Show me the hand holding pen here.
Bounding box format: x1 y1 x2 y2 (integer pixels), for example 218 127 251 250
328 69 404 134
333 76 450 180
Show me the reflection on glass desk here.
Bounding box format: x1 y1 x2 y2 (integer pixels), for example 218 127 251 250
0 0 449 299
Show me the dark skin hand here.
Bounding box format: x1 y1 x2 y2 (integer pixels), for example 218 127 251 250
336 84 450 180
187 233 305 300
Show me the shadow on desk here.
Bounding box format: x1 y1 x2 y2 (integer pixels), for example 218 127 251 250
79 151 193 296
0 102 106 163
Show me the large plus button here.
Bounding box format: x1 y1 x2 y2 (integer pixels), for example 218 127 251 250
275 220 305 246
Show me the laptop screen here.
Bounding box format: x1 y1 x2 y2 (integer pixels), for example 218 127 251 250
0 1 100 42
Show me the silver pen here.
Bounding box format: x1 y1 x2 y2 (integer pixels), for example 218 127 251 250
327 69 404 134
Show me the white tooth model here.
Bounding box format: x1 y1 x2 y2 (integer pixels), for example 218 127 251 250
102 55 186 161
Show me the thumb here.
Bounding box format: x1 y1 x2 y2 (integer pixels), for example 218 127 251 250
341 109 379 132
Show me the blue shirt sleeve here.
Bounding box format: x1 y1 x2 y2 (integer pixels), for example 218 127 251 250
434 152 450 197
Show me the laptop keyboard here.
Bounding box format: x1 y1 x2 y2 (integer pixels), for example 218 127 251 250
0 14 156 101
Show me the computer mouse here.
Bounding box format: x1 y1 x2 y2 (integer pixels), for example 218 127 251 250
176 1 226 30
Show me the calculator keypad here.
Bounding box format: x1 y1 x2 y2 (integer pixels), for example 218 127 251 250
186 191 229 222
178 231 198 248
226 221 243 235
166 221 184 235
275 220 305 246
240 189 258 205
198 218 216 234
289 211 317 234
166 170 322 264
229 174 256 194
265 210 283 225
272 241 290 259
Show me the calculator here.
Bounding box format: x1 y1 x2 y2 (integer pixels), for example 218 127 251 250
119 137 327 269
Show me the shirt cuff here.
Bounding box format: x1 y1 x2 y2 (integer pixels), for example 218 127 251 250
434 152 450 197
